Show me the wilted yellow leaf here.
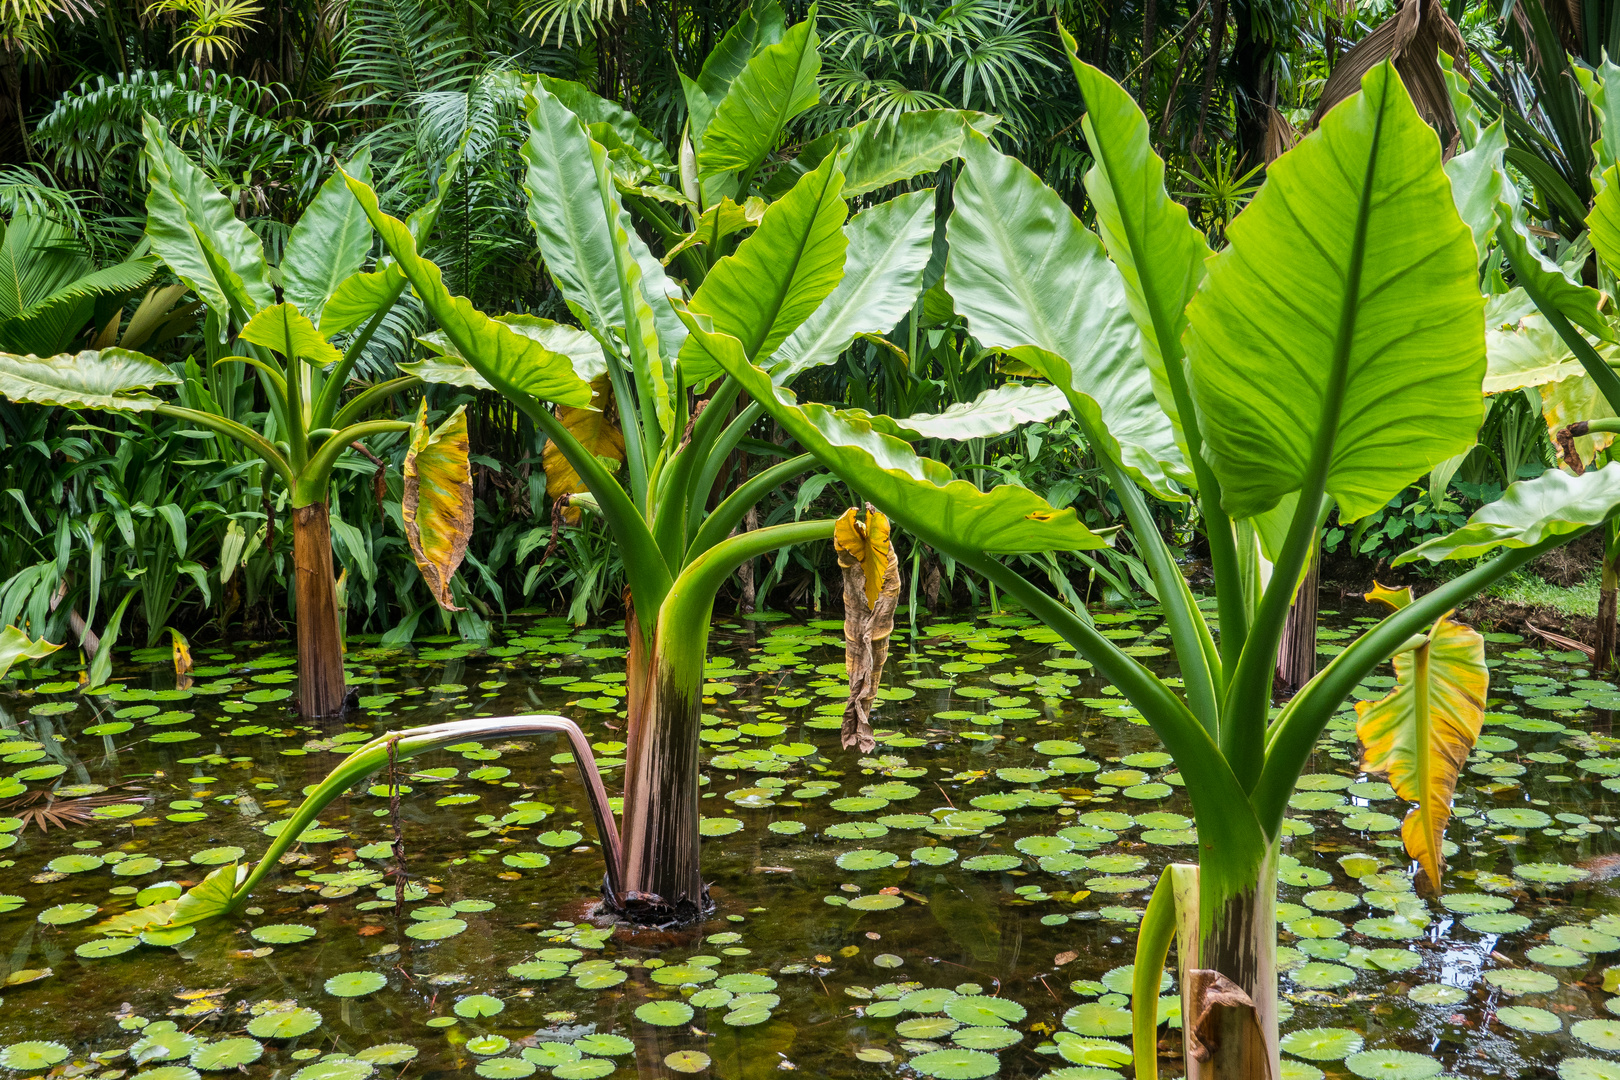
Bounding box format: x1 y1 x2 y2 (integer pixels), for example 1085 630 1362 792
404 402 474 611
1356 597 1487 889
1363 581 1414 612
834 507 893 610
542 375 623 524
837 507 901 753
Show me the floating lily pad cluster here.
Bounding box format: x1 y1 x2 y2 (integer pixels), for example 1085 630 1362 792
2 614 1619 1077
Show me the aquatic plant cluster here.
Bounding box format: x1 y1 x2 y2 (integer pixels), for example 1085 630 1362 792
0 611 1618 1078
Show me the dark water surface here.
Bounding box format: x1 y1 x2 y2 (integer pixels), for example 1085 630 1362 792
1 603 1618 1080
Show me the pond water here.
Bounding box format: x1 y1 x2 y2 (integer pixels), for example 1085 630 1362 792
1 601 1619 1080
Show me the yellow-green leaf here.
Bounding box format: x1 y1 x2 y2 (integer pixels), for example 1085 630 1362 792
403 403 474 611
0 625 61 682
542 376 623 524
1355 591 1487 888
238 303 342 368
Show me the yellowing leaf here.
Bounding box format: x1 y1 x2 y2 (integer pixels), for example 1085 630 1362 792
0 625 61 681
833 507 892 609
838 508 901 753
1363 582 1414 611
403 403 474 611
169 627 192 690
1355 604 1487 889
543 376 623 524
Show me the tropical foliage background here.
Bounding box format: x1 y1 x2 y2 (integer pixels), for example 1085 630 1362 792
0 0 1593 656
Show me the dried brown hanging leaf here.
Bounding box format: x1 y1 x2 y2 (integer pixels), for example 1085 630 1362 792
837 506 901 753
1309 0 1466 150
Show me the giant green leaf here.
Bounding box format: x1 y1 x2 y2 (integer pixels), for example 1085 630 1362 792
1498 174 1613 344
1589 164 1620 275
522 84 622 331
1066 49 1210 464
771 111 997 199
538 75 673 170
1577 57 1620 176
1445 119 1508 268
413 316 606 389
945 133 1187 498
239 304 342 369
889 384 1068 441
680 153 848 383
318 267 406 338
0 348 180 411
697 15 819 179
695 0 785 109
1395 462 1620 563
675 310 1113 555
1484 315 1593 392
281 149 375 324
522 84 685 374
770 188 933 380
140 116 273 320
0 625 61 682
340 171 591 408
1183 63 1485 522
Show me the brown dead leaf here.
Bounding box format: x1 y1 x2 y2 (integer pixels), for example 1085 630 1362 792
1054 951 1078 966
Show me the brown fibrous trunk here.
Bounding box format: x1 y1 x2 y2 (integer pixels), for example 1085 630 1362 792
614 605 709 926
1275 553 1318 692
292 503 347 717
1183 848 1279 1080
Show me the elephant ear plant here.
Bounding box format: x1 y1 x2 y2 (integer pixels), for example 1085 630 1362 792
691 51 1620 1079
0 119 474 717
330 64 1101 922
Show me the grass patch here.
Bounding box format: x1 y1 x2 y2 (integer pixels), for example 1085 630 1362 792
1482 570 1602 617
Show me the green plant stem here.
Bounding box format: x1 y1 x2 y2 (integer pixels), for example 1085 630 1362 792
293 419 412 506
686 453 817 561
958 547 1269 921
312 288 407 428
528 404 673 631
604 354 650 511
1251 532 1573 836
154 404 295 489
280 306 308 472
690 400 763 517
658 518 836 677
225 717 623 913
329 376 423 432
1079 412 1221 735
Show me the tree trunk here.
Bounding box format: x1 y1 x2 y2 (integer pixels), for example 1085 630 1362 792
1599 523 1619 674
1275 547 1318 691
1193 0 1230 155
292 503 347 717
616 618 708 924
1184 846 1279 1080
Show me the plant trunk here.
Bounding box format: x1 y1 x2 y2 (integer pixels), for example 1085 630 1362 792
616 609 709 925
1184 846 1279 1080
1275 548 1318 691
1599 523 1619 674
292 502 347 717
